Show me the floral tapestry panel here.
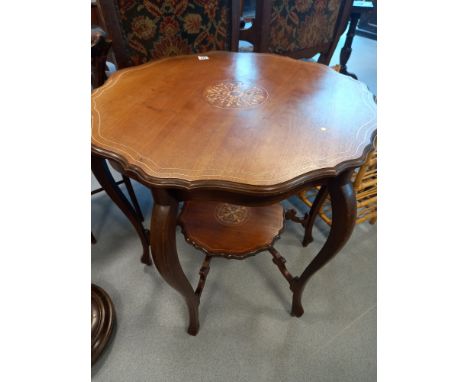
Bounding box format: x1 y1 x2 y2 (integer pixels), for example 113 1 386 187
115 0 232 66
269 0 342 54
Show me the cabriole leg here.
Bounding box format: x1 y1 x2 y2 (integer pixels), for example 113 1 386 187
302 185 328 247
91 154 151 265
291 170 357 317
150 189 200 335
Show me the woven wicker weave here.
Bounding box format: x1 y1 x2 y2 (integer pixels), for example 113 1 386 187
299 146 377 226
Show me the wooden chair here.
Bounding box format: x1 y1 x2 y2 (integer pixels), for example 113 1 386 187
240 0 353 64
91 27 145 245
96 0 241 69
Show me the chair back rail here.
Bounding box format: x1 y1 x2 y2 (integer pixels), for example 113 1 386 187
250 0 353 63
97 0 240 69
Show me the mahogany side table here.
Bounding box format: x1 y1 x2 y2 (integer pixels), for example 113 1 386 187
91 52 377 335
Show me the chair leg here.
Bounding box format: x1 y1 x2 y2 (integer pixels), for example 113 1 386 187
91 155 151 265
302 185 328 247
122 175 145 222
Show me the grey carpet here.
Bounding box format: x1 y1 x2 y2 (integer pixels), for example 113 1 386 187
92 178 376 382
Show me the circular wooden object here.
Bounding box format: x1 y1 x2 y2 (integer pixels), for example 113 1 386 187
92 52 376 193
179 201 284 258
91 284 115 365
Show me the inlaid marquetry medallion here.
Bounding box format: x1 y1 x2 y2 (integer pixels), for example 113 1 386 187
215 203 249 225
204 81 268 109
92 52 377 188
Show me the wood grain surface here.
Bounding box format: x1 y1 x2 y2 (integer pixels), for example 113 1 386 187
179 201 284 258
92 52 376 192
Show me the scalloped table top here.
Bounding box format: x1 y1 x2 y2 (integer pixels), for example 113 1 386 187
92 52 376 192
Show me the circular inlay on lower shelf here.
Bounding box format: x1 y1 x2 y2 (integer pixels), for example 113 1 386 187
215 203 250 226
179 201 284 258
204 80 268 109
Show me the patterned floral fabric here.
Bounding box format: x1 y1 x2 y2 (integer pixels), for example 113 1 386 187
269 0 343 54
115 0 232 66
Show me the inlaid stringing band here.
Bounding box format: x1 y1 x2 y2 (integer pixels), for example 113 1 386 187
91 54 377 184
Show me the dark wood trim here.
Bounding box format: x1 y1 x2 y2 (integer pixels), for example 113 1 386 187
318 0 354 65
149 189 200 335
253 0 272 53
91 179 124 195
91 154 151 265
268 246 294 284
194 255 212 297
91 284 115 364
171 181 325 206
178 206 286 260
285 209 308 226
91 1 107 29
339 1 375 79
290 169 357 317
97 0 131 68
302 184 329 247
92 128 376 196
92 178 144 221
91 26 112 88
231 0 241 52
122 176 144 222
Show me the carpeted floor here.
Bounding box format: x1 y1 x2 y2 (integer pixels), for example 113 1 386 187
92 33 377 382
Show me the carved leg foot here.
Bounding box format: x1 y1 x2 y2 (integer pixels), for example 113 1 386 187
187 305 200 336
290 278 304 317
340 66 358 80
150 189 200 335
141 229 152 266
302 185 328 247
91 155 150 264
302 234 313 248
292 170 357 316
140 253 151 265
